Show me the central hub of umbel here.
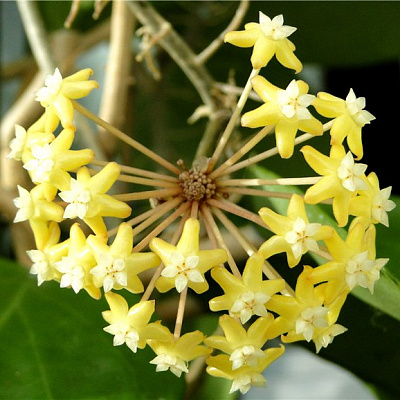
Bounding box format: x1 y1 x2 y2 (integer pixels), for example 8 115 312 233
179 169 216 202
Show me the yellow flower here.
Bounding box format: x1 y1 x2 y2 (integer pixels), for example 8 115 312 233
206 346 284 394
301 144 369 226
53 223 100 299
209 252 285 323
22 128 94 190
309 222 388 297
13 183 64 249
224 12 302 72
102 291 156 353
258 194 334 267
35 68 98 132
27 221 68 285
313 89 375 160
266 266 347 351
205 314 282 370
242 77 322 158
58 162 132 238
149 218 227 293
148 329 211 377
7 118 54 162
349 172 396 228
87 223 160 293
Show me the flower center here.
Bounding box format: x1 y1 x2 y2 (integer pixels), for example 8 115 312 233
179 168 216 202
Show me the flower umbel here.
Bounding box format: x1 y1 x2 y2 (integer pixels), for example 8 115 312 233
9 8 394 397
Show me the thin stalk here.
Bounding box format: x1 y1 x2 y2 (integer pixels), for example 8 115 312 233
208 68 260 170
91 159 179 182
116 173 179 188
222 132 314 176
219 187 297 200
141 208 190 302
216 177 321 187
107 197 183 237
133 201 191 252
211 207 294 296
131 197 184 238
174 287 188 339
72 101 181 175
221 121 334 176
206 197 267 229
200 204 241 278
210 125 274 179
113 187 182 202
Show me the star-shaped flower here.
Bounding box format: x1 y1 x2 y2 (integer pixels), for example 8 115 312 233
53 223 99 299
7 119 54 162
206 345 284 395
266 266 347 351
102 291 156 353
309 222 388 298
301 144 369 226
58 163 132 238
27 221 67 285
209 252 285 323
35 67 98 132
313 88 375 159
241 77 322 158
205 314 283 370
13 184 64 249
149 218 227 293
258 194 333 267
148 328 211 377
22 128 94 189
87 222 160 293
349 172 396 227
224 12 302 72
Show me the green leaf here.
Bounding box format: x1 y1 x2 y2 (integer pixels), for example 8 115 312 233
246 2 400 67
0 259 185 400
247 164 400 322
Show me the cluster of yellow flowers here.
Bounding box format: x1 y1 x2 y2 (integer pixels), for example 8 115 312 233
9 11 395 395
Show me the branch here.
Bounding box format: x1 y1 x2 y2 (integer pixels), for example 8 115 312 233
196 0 249 65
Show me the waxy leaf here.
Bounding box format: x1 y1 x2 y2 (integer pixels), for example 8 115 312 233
0 259 185 400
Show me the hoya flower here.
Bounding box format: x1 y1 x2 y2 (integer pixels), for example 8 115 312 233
205 315 282 370
266 266 347 350
22 128 94 189
58 163 132 238
53 223 100 299
7 121 54 162
309 222 388 298
241 77 322 158
349 172 396 228
13 184 63 224
150 218 227 293
224 12 302 72
206 346 285 394
35 67 99 132
13 184 64 249
313 88 375 159
102 291 156 353
209 252 285 323
258 194 333 267
87 223 160 293
27 221 67 285
148 329 211 377
301 144 369 226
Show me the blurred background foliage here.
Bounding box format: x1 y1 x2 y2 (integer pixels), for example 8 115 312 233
1 1 399 399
